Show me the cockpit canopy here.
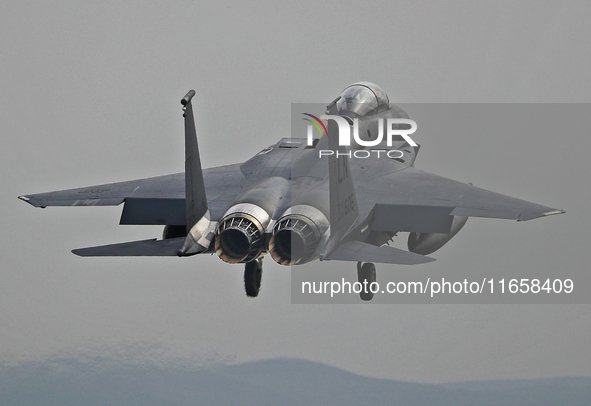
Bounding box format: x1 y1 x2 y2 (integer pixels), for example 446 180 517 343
336 82 390 117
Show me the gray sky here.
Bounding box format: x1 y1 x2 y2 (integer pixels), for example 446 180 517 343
1 0 590 383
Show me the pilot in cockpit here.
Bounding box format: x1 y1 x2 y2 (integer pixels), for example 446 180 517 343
335 82 409 147
336 82 391 119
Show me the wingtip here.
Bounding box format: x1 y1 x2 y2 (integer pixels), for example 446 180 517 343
543 209 566 217
518 207 566 221
18 195 43 207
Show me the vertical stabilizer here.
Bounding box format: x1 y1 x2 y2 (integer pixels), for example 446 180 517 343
178 90 215 257
318 100 359 259
181 90 208 230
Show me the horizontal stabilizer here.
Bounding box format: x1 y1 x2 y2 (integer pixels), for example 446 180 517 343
327 241 435 265
72 237 185 257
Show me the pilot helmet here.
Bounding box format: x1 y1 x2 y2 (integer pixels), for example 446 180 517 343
336 82 390 117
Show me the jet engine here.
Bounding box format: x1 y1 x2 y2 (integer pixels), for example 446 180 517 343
269 205 329 265
407 216 468 255
215 203 271 264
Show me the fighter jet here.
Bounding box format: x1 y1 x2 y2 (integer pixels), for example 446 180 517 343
19 83 564 301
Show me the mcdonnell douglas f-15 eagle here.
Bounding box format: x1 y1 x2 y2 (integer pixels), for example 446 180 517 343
19 83 564 300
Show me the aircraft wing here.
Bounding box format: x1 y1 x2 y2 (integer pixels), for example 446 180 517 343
19 173 183 207
358 166 564 229
18 164 246 223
